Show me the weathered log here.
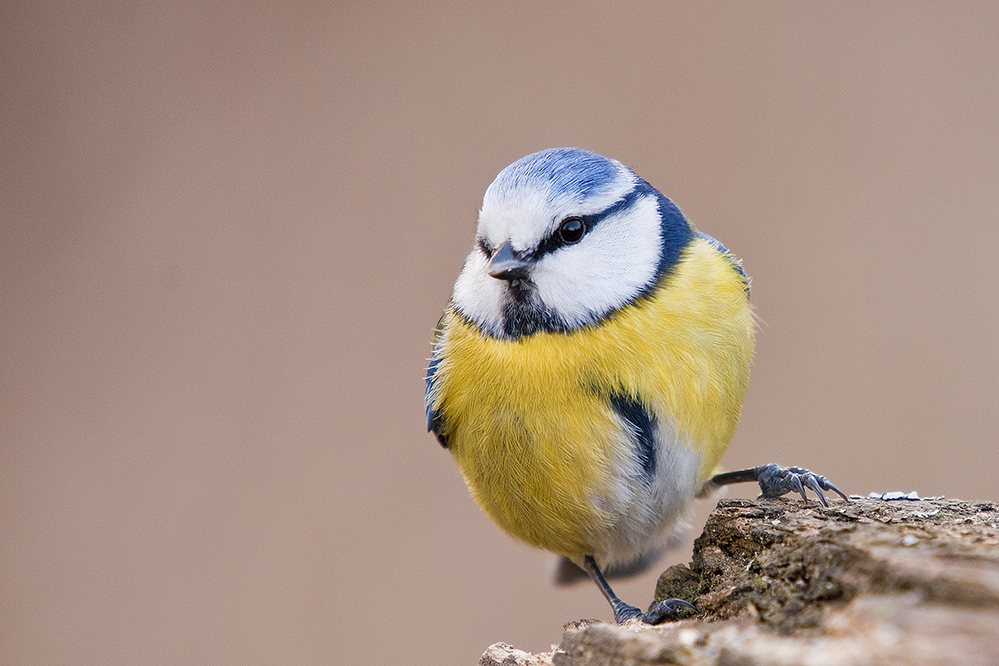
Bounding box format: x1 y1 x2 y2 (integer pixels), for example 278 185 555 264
480 497 999 666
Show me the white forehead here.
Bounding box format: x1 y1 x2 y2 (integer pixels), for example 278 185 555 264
477 147 638 249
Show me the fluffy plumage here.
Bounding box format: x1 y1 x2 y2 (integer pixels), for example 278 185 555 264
426 147 755 620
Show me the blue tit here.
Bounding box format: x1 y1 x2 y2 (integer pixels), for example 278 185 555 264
425 148 847 624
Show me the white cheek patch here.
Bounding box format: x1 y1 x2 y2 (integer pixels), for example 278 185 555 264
451 249 507 335
534 195 663 327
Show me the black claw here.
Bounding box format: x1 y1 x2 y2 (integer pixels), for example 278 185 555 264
791 473 808 501
823 479 849 503
803 474 826 506
641 598 699 624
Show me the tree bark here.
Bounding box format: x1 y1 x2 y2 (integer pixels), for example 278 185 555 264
480 497 999 666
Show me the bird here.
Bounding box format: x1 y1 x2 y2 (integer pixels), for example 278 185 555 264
424 147 846 624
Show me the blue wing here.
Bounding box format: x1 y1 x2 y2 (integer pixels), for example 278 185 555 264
696 231 749 297
425 309 449 448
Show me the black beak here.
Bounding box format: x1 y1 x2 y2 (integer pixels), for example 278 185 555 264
487 241 531 281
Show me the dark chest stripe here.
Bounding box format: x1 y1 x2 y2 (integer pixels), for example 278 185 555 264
609 393 658 484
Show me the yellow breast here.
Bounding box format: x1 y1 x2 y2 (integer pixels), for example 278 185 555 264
429 236 754 557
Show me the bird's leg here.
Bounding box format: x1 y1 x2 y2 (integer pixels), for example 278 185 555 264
706 463 849 507
581 556 697 624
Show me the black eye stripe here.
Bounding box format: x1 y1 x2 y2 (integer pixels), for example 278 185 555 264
530 185 646 259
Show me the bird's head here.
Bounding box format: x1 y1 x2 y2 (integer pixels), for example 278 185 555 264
453 147 693 338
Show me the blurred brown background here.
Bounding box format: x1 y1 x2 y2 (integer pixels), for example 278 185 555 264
2 2 997 665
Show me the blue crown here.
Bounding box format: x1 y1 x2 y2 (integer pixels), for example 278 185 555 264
488 147 626 204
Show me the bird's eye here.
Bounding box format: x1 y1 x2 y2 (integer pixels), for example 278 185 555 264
557 218 585 244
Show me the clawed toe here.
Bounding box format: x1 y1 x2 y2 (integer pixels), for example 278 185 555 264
641 598 699 624
612 598 698 624
756 463 849 506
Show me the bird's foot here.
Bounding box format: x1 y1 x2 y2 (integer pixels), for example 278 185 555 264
755 463 849 507
613 598 698 624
